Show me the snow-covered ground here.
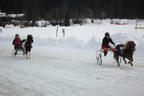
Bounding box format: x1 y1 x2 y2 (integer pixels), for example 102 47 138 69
0 20 144 96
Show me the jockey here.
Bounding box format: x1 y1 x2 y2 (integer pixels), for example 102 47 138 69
12 34 22 55
102 32 115 56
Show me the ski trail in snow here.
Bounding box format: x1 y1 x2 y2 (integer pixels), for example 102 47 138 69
0 42 144 96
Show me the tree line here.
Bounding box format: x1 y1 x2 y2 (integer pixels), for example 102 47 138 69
0 0 144 21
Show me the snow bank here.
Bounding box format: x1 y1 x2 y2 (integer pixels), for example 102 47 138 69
1 19 144 54
0 19 144 96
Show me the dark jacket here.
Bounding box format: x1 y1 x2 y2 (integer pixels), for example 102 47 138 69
102 36 115 47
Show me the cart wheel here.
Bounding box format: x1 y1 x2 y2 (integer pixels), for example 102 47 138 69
99 53 102 65
96 52 102 65
11 49 15 56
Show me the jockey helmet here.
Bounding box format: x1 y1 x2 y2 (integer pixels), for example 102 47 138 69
105 32 110 36
15 34 19 37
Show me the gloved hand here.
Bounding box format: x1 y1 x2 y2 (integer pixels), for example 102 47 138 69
112 43 116 47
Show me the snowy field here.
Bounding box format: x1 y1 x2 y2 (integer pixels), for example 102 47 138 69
0 19 144 96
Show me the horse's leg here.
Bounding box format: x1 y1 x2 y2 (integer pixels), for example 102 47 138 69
117 56 120 66
114 53 120 66
130 62 133 66
28 52 30 59
130 56 133 66
25 47 30 59
127 56 133 66
119 57 121 63
26 52 30 59
28 47 32 59
25 50 28 59
123 57 127 64
128 60 133 66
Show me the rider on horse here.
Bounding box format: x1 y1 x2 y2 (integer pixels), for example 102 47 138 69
102 32 116 56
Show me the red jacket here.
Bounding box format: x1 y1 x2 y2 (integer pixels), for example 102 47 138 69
13 37 21 46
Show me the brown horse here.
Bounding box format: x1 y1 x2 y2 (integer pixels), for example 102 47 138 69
114 41 136 66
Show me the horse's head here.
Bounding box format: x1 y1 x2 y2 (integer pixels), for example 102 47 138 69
124 41 136 52
27 35 33 43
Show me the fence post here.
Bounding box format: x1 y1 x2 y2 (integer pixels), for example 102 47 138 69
62 28 65 38
56 25 58 39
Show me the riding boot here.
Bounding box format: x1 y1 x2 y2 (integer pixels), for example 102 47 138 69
104 52 107 56
14 46 18 56
14 50 17 55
